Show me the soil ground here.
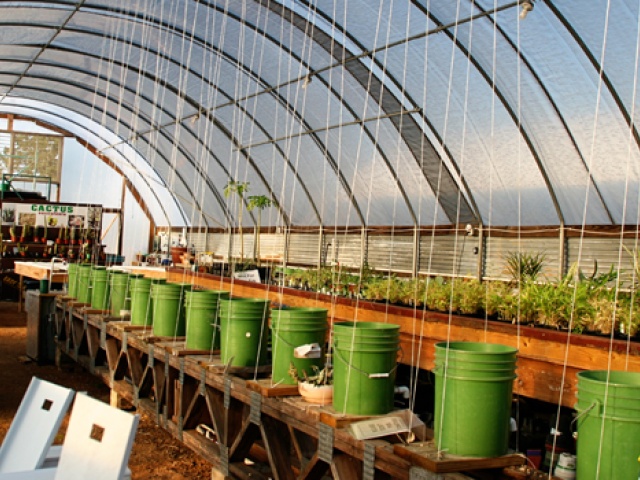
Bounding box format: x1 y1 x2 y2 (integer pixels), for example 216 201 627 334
0 299 214 479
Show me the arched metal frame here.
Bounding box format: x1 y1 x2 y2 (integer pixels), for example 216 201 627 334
0 0 637 228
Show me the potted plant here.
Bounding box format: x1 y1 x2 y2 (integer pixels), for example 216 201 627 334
69 227 79 245
289 362 333 405
33 225 43 243
9 225 20 243
18 244 28 258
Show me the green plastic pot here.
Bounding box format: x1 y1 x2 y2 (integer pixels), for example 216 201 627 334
184 290 229 350
434 341 517 458
332 322 400 415
151 282 192 337
67 263 80 299
129 276 165 326
109 270 130 317
90 266 109 310
271 307 328 385
219 298 270 367
76 264 92 304
575 370 640 480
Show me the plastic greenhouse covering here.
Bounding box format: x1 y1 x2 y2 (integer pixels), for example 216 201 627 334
0 0 639 230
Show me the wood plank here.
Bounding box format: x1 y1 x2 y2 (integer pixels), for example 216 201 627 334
297 453 329 480
14 261 68 282
260 416 296 480
156 341 218 356
331 454 362 480
393 443 525 474
246 379 300 397
319 410 373 429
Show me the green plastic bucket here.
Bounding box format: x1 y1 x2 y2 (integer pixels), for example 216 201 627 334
130 276 165 326
271 307 328 385
184 290 229 351
151 282 192 337
219 298 270 367
434 341 517 457
109 270 130 317
76 264 92 304
332 322 400 415
67 263 80 299
90 266 109 310
575 370 640 480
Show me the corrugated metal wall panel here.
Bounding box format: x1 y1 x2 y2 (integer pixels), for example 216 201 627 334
367 234 414 273
288 233 320 265
323 233 362 269
206 233 229 257
484 236 560 281
227 233 255 259
257 233 286 260
186 228 640 284
418 235 478 277
185 231 207 252
567 237 638 285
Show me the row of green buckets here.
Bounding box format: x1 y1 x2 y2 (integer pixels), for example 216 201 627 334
63 269 640 471
67 265 135 317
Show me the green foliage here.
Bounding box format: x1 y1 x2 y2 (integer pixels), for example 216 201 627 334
504 251 546 283
246 195 272 211
224 180 250 260
289 362 333 385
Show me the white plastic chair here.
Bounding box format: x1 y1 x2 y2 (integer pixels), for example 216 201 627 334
0 393 139 480
0 377 74 474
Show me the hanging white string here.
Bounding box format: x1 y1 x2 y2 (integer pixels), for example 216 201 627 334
409 0 433 423
435 0 463 455
551 2 613 477
623 2 640 369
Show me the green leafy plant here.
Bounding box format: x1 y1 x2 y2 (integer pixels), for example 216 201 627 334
504 251 546 284
223 180 250 261
289 362 333 386
246 194 272 265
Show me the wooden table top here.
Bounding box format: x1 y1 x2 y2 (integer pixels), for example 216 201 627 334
14 261 68 282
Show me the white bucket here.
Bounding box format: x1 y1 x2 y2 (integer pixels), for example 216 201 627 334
554 453 576 479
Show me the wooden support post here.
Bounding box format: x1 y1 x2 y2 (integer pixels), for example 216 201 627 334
259 416 295 480
110 388 125 409
331 454 362 480
298 452 330 480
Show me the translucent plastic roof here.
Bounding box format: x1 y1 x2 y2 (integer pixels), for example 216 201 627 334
0 0 638 228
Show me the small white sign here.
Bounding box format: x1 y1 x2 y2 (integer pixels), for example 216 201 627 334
294 343 322 359
349 416 409 440
233 269 261 283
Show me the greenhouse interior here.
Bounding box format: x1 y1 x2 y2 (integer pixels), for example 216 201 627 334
1 0 639 478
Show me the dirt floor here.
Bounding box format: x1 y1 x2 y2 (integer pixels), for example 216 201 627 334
0 300 214 479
